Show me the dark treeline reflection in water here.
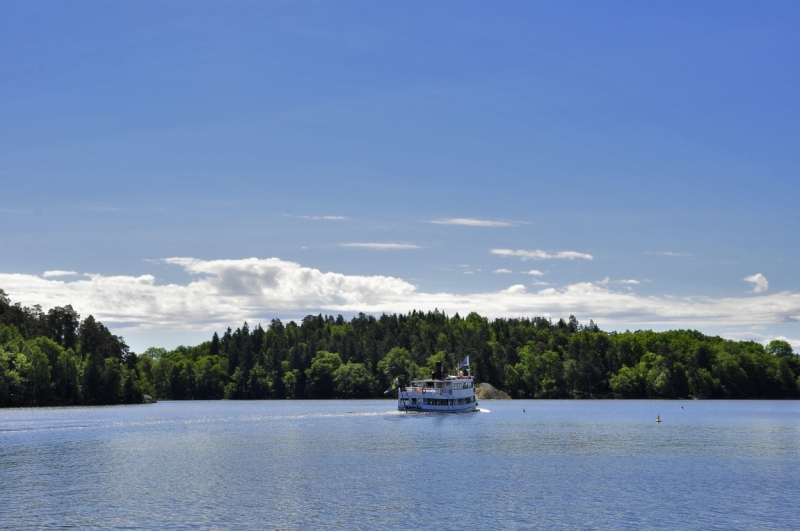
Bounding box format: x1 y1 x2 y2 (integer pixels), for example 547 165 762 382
1 400 798 530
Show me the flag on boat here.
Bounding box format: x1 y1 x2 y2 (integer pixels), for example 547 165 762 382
384 378 401 395
458 356 470 368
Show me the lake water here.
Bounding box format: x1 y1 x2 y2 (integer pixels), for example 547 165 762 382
1 400 798 530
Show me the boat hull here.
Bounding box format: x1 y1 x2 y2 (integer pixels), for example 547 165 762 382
398 402 478 413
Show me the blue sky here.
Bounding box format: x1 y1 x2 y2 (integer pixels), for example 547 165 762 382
2 1 799 353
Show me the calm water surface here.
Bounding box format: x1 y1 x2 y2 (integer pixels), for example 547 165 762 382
1 400 798 530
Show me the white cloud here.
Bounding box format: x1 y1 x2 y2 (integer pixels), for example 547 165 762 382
43 270 78 278
599 277 639 285
286 215 347 220
340 243 422 250
493 269 513 274
718 331 800 349
644 251 691 257
523 270 545 276
429 218 514 227
2 258 800 334
492 249 593 260
744 273 769 293
501 284 527 294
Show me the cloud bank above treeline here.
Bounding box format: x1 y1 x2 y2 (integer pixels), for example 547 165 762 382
1 257 798 333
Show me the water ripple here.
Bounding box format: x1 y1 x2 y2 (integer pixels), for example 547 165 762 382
1 400 798 530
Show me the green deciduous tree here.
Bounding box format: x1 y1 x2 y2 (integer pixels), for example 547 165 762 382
334 362 377 398
195 356 228 399
377 347 418 390
81 354 104 405
610 365 646 398
248 363 270 399
283 368 301 399
55 348 80 402
767 340 794 358
305 351 342 399
27 345 52 405
0 349 27 406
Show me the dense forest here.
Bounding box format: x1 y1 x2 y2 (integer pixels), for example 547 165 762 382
0 290 140 406
1 289 798 406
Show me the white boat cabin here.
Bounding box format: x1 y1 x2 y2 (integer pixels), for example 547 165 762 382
397 361 478 412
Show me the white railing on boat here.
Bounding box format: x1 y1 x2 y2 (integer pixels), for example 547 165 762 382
401 385 473 393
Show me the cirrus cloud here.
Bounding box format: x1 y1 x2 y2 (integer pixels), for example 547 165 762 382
340 243 422 250
492 249 593 260
285 214 347 220
429 218 514 227
644 251 691 257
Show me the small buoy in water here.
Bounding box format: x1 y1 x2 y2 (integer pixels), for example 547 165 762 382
681 406 684 410
656 415 662 423
523 409 526 413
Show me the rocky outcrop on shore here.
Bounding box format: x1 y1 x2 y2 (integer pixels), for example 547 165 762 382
475 383 511 400
143 395 157 404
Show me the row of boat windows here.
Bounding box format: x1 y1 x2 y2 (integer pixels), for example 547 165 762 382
412 381 473 390
410 396 476 406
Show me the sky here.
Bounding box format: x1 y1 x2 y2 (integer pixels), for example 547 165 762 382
1 1 799 353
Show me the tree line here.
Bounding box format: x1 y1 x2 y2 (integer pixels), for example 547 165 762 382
0 290 141 406
1 289 798 406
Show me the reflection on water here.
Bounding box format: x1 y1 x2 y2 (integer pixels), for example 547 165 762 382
1 400 798 530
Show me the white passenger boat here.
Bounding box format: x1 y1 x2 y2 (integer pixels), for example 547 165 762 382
396 358 478 413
